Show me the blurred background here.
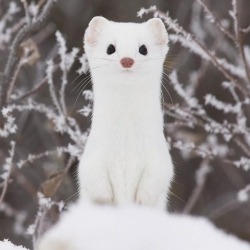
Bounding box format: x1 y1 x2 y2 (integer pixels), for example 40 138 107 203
0 0 250 248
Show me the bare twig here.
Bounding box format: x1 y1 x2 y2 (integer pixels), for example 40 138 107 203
196 0 235 41
14 79 45 102
12 168 37 200
234 137 250 157
60 70 68 115
9 18 26 38
232 0 250 85
30 193 64 247
21 0 31 24
12 64 60 103
0 141 16 205
0 175 11 205
207 194 244 220
6 60 23 103
47 60 64 115
183 160 211 214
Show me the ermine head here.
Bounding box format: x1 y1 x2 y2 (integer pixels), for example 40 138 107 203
84 16 169 85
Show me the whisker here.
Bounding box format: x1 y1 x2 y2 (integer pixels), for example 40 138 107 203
163 67 186 76
88 56 117 62
164 62 180 69
70 64 107 94
73 78 92 109
168 190 186 203
161 82 174 105
163 66 187 77
164 69 174 74
161 72 174 105
69 63 104 87
88 64 109 72
161 85 165 110
166 54 180 57
137 57 166 62
64 190 80 202
70 74 91 94
165 54 181 59
162 71 172 82
164 62 185 69
70 72 85 86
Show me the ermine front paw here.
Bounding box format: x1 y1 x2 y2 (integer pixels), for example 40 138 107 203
136 188 166 209
80 179 114 204
37 238 73 250
135 170 169 209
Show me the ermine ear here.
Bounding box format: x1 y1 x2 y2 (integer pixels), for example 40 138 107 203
147 18 168 45
85 16 108 46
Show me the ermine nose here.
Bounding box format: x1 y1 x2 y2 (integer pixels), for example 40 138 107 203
120 57 134 68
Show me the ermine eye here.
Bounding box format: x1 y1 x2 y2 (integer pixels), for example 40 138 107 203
139 45 147 55
107 44 116 55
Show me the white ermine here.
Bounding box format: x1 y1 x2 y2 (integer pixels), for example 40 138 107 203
78 16 174 209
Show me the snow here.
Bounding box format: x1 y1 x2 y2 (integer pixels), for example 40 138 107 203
234 157 250 171
37 201 250 250
169 71 199 109
56 31 79 72
0 2 20 46
77 53 89 75
204 94 241 114
0 108 17 138
0 239 28 250
8 2 20 15
237 184 250 202
0 141 15 182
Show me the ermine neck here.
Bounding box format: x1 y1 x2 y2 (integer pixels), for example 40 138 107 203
91 75 163 128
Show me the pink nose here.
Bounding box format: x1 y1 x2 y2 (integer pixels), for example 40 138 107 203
120 57 134 68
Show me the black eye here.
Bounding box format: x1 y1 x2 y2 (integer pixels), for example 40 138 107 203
139 45 147 55
107 44 116 55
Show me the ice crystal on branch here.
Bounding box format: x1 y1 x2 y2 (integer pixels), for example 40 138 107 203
237 184 250 203
0 141 15 181
77 53 89 75
0 107 17 138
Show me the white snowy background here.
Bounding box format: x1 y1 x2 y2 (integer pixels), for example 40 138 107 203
0 0 250 249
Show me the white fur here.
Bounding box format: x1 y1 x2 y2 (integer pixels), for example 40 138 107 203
78 16 173 209
37 201 250 250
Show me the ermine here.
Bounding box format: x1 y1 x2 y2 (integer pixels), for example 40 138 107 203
37 201 250 250
78 16 173 209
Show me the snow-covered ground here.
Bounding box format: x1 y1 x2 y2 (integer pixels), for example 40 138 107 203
36 201 250 250
0 239 28 250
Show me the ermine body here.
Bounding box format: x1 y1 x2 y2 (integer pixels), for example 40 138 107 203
37 201 250 250
79 16 173 208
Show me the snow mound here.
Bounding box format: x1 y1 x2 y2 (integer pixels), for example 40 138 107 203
0 239 28 250
37 201 250 250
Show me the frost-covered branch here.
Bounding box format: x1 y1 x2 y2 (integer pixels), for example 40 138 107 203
0 1 90 245
0 0 56 107
56 31 79 115
231 0 250 86
183 160 211 213
27 192 64 247
139 3 250 217
0 141 16 205
196 0 235 40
